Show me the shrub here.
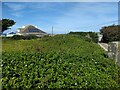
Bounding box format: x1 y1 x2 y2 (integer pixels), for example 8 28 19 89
100 25 120 43
23 34 38 40
2 51 120 89
11 35 38 40
2 35 120 89
11 35 25 40
68 32 98 43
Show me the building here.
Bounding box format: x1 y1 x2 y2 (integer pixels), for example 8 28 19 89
16 25 48 37
2 32 16 37
98 33 103 42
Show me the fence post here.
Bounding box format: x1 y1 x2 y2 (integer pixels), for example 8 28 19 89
117 43 120 66
108 42 120 66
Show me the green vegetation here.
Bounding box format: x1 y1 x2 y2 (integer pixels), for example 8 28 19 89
0 18 16 32
11 35 38 40
119 42 120 50
2 34 120 89
68 32 98 43
100 25 120 43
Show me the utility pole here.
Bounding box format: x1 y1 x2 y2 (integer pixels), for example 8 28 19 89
52 26 53 36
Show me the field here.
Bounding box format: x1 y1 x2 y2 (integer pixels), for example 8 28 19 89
2 34 120 89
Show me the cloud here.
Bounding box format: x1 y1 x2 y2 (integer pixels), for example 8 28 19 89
3 2 57 17
2 2 118 33
11 12 23 17
4 2 57 12
52 2 118 33
4 3 26 11
26 2 57 11
3 3 27 17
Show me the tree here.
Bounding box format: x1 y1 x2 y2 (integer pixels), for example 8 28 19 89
100 25 120 43
0 18 16 32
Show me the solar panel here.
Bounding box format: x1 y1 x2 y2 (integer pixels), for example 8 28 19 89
29 29 39 32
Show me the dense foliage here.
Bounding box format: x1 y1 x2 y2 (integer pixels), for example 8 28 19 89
68 32 98 43
11 35 38 40
0 19 16 32
100 25 120 43
119 44 120 51
2 35 120 89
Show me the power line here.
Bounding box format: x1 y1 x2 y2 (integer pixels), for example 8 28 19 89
70 19 120 30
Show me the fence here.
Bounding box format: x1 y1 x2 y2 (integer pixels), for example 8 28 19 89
108 42 120 66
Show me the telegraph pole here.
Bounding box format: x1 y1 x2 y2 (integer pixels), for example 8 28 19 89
52 26 53 36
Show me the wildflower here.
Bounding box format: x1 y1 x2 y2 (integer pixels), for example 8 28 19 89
75 83 77 85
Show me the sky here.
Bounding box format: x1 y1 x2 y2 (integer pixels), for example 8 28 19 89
2 0 120 2
2 1 119 34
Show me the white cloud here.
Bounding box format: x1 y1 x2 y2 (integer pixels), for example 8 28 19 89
4 3 26 11
52 2 118 33
11 12 23 17
3 3 26 17
2 2 118 33
3 2 56 17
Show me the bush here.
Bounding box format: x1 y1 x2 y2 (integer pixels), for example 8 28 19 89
23 34 38 40
11 35 38 40
2 51 120 89
68 32 98 43
2 35 120 89
11 35 25 40
88 32 98 43
100 25 120 43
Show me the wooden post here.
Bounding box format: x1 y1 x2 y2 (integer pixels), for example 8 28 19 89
52 26 53 36
108 42 120 66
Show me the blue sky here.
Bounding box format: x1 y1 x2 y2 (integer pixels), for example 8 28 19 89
2 2 118 34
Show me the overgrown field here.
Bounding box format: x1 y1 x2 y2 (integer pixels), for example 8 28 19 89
2 35 120 89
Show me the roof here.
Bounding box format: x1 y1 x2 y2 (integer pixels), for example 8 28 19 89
19 25 46 34
9 32 16 34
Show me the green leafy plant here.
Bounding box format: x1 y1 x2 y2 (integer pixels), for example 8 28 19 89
2 34 120 89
